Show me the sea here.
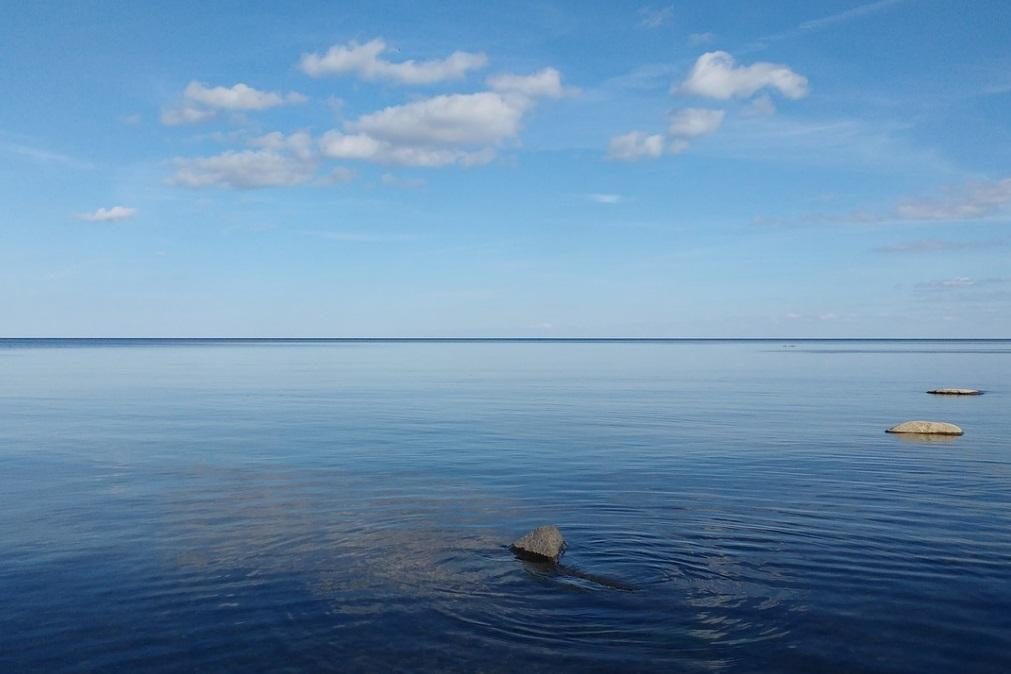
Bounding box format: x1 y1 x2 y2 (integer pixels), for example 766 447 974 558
0 339 1009 673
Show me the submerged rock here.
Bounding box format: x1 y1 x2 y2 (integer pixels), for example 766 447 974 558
886 420 963 435
927 388 982 396
510 525 566 563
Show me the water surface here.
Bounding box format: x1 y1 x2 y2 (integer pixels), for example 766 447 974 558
1 339 1009 673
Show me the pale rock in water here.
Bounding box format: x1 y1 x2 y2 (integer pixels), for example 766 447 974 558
886 420 964 435
927 388 982 395
511 525 566 563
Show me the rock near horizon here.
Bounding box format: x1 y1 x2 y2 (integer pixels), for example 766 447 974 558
886 420 964 435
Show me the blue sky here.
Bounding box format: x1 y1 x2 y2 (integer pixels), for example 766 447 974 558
2 0 1010 337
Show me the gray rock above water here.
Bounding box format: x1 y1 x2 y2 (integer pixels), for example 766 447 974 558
927 388 982 395
511 525 566 563
886 420 964 435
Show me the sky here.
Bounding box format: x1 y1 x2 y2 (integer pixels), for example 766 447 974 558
2 0 1010 337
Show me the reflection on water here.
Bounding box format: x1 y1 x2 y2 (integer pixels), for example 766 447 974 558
0 340 1009 673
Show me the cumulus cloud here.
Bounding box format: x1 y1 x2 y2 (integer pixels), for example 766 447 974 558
315 69 564 167
319 130 495 167
77 206 137 222
352 92 526 146
678 51 809 100
170 150 316 189
184 82 306 110
249 130 316 161
608 131 665 161
896 177 1011 221
486 68 567 99
668 107 725 138
299 38 487 84
161 81 306 125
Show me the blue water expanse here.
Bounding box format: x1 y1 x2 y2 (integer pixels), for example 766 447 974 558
1 339 1009 673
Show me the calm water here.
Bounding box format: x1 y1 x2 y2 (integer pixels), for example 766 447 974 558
1 339 1009 673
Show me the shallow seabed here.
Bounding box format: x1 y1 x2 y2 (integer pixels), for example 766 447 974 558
1 339 1009 673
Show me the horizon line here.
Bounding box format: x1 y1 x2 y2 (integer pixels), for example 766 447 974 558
2 337 1010 342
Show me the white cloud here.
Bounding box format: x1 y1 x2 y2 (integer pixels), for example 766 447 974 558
919 277 977 289
319 130 495 167
744 94 777 117
183 81 306 110
352 92 526 146
689 32 715 45
314 69 563 167
299 38 487 84
486 68 567 99
250 130 316 161
896 178 1011 221
77 206 137 222
161 81 305 126
668 107 725 138
2 140 95 169
668 138 690 154
170 150 316 189
608 131 665 161
161 105 217 126
587 193 622 204
874 239 1003 254
678 51 809 100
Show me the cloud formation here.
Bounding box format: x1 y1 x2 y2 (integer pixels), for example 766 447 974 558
873 239 1005 254
668 107 725 138
607 131 664 161
486 67 566 98
638 6 673 29
171 149 316 188
77 206 137 222
678 51 809 100
162 81 306 125
896 177 1011 221
318 69 566 167
299 38 487 84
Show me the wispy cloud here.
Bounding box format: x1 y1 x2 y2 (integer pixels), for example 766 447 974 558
381 173 425 189
896 177 1011 221
668 107 725 137
745 0 907 51
689 32 715 45
170 150 316 189
310 229 416 243
2 139 95 169
916 276 983 289
638 5 673 29
607 131 665 161
586 193 623 204
76 206 137 222
873 239 1006 254
299 38 487 84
